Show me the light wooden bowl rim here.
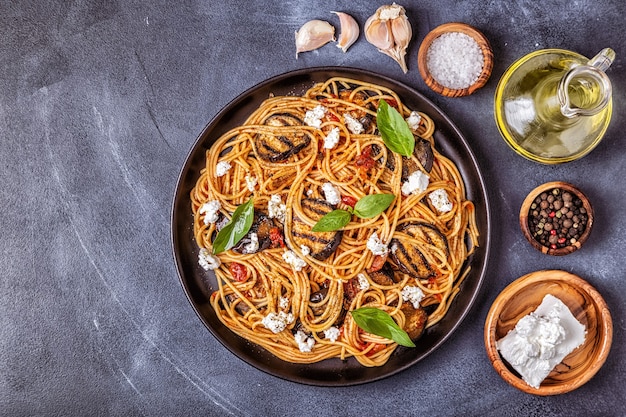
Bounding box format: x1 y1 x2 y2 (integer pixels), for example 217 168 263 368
417 22 494 97
484 270 613 395
519 181 594 256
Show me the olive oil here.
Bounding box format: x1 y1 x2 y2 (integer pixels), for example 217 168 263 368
495 49 613 164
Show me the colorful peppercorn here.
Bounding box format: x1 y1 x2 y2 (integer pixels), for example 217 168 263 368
528 188 588 250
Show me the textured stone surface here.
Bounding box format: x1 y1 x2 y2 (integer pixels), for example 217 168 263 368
1 0 624 415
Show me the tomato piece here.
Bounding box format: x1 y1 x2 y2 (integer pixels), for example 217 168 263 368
369 254 388 272
385 98 399 109
269 227 285 248
229 262 248 282
366 343 386 357
326 112 340 123
355 145 376 170
341 195 358 208
343 278 359 301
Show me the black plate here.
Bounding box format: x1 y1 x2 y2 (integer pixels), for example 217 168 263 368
171 67 491 386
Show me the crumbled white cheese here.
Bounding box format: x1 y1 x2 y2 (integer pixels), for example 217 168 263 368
367 232 388 256
282 250 307 272
402 170 430 196
300 245 311 257
343 113 364 134
306 189 314 196
268 194 286 223
304 105 327 128
294 330 315 352
245 174 258 192
199 200 221 225
496 294 586 389
244 232 259 253
401 285 425 309
279 296 290 310
261 311 295 333
405 111 422 130
198 248 221 271
324 326 341 343
357 273 370 291
323 127 341 149
390 242 398 254
321 182 341 205
215 161 232 177
429 188 453 213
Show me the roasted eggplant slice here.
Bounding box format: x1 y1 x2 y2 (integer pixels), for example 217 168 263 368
290 198 343 260
414 138 434 173
367 262 399 286
254 114 311 162
379 138 434 178
232 213 274 254
401 305 428 340
389 222 449 279
225 294 251 316
309 286 329 316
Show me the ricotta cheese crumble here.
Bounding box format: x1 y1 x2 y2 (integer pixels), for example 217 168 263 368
198 200 221 225
245 174 258 192
268 194 286 223
282 250 307 272
357 273 370 291
402 170 430 196
367 232 388 256
401 285 425 309
261 311 294 333
324 326 340 342
304 105 327 128
429 188 453 213
215 160 232 177
294 330 315 352
343 113 364 134
323 127 341 149
321 182 341 205
198 248 221 271
405 111 422 130
244 232 259 253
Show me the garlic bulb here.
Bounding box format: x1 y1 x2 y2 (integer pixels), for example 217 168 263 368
295 20 335 58
333 12 359 53
364 4 412 73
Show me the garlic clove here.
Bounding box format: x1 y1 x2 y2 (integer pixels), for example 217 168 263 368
364 3 413 73
390 13 412 46
295 20 335 58
364 15 394 51
333 12 359 53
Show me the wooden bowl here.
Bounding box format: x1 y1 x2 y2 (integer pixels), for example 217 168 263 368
417 22 493 97
520 181 594 256
485 270 613 395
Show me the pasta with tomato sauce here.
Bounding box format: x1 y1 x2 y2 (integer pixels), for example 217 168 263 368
190 77 479 366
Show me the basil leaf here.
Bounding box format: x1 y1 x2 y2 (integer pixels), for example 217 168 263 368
353 194 395 219
212 198 255 254
311 209 351 232
351 307 416 348
377 99 415 157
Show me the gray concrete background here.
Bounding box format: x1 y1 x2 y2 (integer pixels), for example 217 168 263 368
1 0 624 415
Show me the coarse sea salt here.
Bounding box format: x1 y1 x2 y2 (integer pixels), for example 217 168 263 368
426 32 484 90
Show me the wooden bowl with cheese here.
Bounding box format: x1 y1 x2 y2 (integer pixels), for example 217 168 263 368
484 270 612 395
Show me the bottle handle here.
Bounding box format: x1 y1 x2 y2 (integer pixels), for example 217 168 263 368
558 48 614 118
587 48 615 72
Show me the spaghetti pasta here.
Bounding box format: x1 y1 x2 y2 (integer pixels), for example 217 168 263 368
190 77 479 366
